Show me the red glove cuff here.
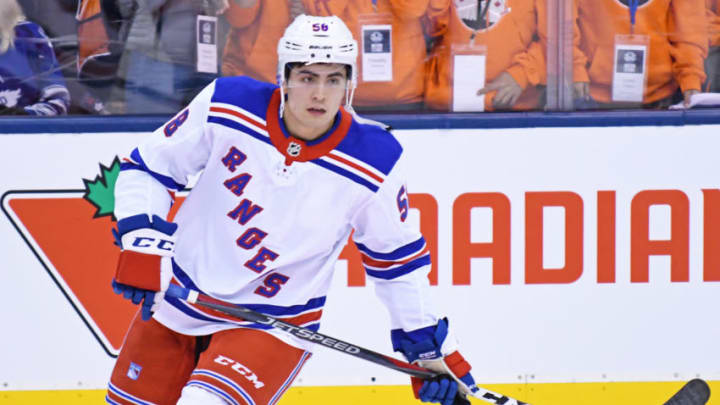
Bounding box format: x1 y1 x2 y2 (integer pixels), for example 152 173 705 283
115 250 163 291
445 351 472 378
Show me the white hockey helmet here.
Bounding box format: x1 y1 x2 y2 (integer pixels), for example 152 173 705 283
277 15 359 115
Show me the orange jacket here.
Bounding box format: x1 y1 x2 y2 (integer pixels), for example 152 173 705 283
574 0 708 104
221 0 290 83
424 0 546 111
76 0 109 72
709 0 720 46
222 0 430 107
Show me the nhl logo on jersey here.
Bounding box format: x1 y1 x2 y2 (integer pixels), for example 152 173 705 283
287 141 302 157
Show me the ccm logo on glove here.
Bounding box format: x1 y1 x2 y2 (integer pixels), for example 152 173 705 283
121 228 177 257
130 236 174 251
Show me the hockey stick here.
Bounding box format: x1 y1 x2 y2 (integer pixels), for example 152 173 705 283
663 379 711 405
165 284 530 405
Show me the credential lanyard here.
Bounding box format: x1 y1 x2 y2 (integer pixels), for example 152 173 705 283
628 0 639 34
372 0 378 12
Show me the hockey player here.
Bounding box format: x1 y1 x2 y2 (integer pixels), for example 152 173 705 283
106 14 477 405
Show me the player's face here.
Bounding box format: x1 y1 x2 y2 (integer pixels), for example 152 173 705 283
283 63 348 141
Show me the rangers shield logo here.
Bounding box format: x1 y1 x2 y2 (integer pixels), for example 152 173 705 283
127 362 143 380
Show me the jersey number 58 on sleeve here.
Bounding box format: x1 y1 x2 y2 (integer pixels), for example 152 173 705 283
164 109 190 137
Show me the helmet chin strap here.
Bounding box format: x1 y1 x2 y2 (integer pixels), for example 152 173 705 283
344 82 356 114
279 84 286 118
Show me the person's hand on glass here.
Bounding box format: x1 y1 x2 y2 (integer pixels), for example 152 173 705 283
477 72 523 109
683 89 699 108
573 81 590 101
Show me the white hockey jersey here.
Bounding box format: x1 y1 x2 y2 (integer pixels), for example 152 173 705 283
114 76 439 351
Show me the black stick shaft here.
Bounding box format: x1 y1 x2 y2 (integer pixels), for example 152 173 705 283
165 284 530 405
166 284 436 378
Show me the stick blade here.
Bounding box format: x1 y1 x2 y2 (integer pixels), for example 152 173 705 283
664 379 711 405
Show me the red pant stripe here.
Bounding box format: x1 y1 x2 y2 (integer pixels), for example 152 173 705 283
107 382 157 405
269 351 311 405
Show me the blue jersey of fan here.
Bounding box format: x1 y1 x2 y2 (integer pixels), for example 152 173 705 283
114 76 439 350
0 21 70 115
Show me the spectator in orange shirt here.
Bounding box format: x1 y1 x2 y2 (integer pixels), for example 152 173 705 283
222 0 295 83
573 0 708 109
423 0 547 112
705 0 720 92
222 0 432 111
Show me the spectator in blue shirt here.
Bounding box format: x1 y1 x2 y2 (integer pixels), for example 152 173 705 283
0 0 70 115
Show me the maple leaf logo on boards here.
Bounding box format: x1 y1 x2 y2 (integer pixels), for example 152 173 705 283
1 157 141 357
83 158 121 220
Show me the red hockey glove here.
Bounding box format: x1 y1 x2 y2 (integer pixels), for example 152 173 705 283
392 318 477 405
112 214 177 320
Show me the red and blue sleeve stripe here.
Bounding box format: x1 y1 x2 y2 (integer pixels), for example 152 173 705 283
355 237 426 261
120 148 186 191
355 237 431 280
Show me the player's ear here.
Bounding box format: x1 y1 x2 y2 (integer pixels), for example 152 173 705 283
283 65 298 96
281 81 290 100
